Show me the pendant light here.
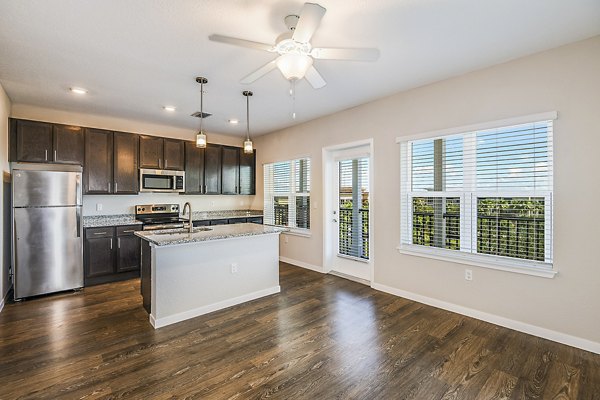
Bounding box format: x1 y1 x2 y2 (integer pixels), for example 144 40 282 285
243 90 253 154
195 77 208 148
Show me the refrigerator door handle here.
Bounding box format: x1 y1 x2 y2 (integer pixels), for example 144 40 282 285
76 207 81 238
76 174 82 205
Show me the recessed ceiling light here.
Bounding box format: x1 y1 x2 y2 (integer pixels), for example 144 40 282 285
163 106 176 112
70 87 88 95
228 119 239 124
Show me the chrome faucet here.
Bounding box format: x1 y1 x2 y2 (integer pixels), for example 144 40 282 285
182 202 193 233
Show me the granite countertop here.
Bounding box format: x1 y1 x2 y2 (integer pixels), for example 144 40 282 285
190 210 263 221
83 210 263 228
83 214 142 228
135 223 285 247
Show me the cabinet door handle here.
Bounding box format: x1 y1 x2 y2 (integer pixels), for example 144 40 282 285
93 231 108 235
158 158 161 169
118 238 121 248
114 182 118 193
122 230 135 233
110 238 113 250
165 159 168 169
45 149 48 161
54 149 57 161
108 182 111 192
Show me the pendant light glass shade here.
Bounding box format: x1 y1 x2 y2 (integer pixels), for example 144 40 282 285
196 132 207 148
196 77 208 148
243 91 254 154
244 138 253 154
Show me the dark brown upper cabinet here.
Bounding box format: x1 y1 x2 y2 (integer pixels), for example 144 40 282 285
84 129 139 195
184 141 205 194
239 149 256 195
10 119 84 164
139 135 184 170
221 146 240 195
84 128 114 194
163 138 185 170
113 132 139 194
204 144 222 194
53 125 84 164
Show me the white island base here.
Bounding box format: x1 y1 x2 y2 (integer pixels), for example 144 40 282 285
138 225 282 329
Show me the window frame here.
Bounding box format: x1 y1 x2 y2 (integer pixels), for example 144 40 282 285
263 157 311 235
397 112 557 278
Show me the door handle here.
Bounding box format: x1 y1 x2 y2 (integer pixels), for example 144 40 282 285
76 208 81 238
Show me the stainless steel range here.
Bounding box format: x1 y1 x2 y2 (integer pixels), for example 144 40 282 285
135 204 186 231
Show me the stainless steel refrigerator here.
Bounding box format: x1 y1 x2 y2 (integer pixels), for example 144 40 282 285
12 163 83 300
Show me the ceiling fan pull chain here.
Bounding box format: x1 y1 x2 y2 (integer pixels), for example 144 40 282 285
291 79 297 120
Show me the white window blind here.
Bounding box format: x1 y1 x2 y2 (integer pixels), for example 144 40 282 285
264 158 310 230
400 118 553 270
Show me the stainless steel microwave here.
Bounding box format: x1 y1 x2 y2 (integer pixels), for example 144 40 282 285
139 169 185 193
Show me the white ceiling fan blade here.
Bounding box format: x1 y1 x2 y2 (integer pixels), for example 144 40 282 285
311 47 380 61
304 66 326 89
240 58 280 84
209 34 275 52
292 3 326 43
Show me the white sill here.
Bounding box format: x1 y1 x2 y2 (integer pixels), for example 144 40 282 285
282 229 312 238
396 245 557 279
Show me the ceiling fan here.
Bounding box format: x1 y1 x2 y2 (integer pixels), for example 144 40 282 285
209 2 380 89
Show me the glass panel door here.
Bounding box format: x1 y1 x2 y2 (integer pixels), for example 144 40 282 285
337 157 369 260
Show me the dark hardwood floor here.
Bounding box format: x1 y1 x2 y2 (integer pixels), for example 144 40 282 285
1 262 599 399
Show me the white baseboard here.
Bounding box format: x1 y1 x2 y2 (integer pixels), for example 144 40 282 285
150 286 281 329
279 256 323 273
372 283 600 355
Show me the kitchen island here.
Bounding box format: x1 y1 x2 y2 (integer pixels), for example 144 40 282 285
135 223 284 328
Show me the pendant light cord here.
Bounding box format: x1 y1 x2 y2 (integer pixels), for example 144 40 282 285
200 80 204 133
246 93 250 141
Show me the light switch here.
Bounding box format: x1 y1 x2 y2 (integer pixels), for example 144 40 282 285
96 203 103 211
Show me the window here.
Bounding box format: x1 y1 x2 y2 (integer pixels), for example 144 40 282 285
400 116 554 274
338 157 370 259
264 158 310 231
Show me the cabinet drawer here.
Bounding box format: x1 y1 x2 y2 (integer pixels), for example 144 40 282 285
85 227 114 238
116 225 141 236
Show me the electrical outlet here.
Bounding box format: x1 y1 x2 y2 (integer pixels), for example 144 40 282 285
465 269 473 281
96 203 103 211
230 263 238 274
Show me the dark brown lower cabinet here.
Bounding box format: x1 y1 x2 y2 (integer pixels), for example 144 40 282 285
84 225 141 286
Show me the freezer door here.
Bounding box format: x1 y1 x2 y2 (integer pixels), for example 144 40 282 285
14 206 83 299
12 169 82 207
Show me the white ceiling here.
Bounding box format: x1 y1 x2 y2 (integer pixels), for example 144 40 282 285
1 0 599 137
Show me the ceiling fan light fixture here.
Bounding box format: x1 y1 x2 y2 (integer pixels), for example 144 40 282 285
277 53 313 80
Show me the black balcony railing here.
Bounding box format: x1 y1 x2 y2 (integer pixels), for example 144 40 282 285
339 208 369 259
412 212 545 261
412 212 460 250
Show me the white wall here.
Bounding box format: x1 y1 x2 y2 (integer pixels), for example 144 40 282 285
252 36 600 348
10 104 256 216
0 83 12 303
